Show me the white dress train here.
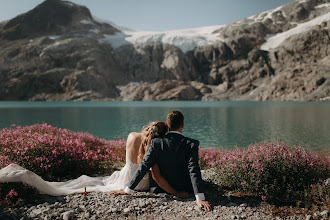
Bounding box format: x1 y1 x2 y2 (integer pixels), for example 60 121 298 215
0 155 150 196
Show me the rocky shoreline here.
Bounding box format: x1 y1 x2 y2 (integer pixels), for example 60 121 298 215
2 188 329 220
0 192 270 220
1 170 329 220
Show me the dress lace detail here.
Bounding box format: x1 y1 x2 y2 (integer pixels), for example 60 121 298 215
0 155 149 196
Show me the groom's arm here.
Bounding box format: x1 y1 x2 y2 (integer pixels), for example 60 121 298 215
124 139 159 193
187 140 205 197
187 141 212 211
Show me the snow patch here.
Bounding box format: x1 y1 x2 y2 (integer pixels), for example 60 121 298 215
264 34 276 40
98 33 130 49
249 5 284 22
315 3 330 9
48 35 61 40
61 1 74 7
129 82 142 86
80 20 94 25
92 16 135 32
98 25 224 53
261 12 330 50
90 28 100 34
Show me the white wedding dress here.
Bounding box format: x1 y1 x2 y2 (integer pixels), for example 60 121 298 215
0 154 150 196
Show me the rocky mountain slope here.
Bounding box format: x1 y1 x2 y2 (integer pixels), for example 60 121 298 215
0 0 329 101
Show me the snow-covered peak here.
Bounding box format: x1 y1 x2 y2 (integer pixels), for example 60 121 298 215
98 25 224 53
261 11 330 50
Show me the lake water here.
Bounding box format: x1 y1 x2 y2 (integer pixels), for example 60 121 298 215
0 101 329 152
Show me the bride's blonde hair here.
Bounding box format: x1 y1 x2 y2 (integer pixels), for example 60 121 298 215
137 121 168 164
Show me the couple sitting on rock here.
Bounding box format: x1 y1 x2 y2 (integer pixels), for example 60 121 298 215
0 111 212 211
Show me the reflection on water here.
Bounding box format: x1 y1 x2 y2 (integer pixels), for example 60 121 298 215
0 101 329 152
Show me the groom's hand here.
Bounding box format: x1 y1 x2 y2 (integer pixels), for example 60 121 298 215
108 190 128 196
196 200 212 211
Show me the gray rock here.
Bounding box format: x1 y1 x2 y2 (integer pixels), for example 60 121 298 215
61 210 75 220
42 208 50 215
320 210 329 217
194 205 202 211
84 212 90 218
305 215 312 220
29 208 43 218
123 208 131 213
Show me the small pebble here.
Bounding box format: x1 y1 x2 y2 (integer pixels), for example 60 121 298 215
320 210 329 217
61 210 75 220
305 215 312 220
123 208 131 213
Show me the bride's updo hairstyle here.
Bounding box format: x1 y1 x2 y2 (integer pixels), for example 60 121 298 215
137 121 168 164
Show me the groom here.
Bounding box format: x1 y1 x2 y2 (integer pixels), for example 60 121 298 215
114 111 211 211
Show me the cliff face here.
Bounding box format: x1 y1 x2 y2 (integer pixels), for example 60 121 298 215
0 0 329 101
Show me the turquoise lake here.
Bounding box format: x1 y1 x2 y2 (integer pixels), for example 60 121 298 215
0 101 329 152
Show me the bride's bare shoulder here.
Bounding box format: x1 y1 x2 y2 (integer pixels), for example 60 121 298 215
128 132 142 139
127 132 143 144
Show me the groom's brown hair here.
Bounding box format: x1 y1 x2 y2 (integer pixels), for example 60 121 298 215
166 111 184 131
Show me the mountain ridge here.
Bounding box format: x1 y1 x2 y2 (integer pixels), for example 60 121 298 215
0 0 329 101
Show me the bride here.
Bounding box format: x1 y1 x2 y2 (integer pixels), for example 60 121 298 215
0 122 188 198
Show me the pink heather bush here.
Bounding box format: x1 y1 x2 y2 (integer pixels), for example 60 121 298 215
0 182 38 209
0 124 126 181
0 124 126 209
0 188 18 207
199 141 330 204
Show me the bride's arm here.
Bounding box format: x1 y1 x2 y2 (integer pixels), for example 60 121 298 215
151 163 189 198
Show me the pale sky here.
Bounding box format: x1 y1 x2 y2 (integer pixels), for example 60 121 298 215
0 0 295 31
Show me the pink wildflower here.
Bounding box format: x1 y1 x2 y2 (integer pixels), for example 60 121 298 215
7 189 18 198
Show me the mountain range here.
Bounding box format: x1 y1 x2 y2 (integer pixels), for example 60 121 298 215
0 0 329 101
